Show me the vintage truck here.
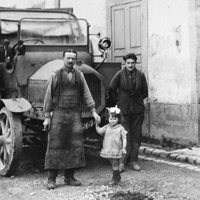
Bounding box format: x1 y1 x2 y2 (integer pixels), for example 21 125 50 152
0 8 120 176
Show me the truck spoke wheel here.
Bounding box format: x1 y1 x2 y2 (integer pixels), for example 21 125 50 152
0 107 22 177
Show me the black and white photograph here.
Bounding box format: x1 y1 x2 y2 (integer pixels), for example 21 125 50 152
0 0 200 199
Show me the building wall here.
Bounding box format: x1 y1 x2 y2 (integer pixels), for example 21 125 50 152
148 0 193 104
148 0 200 146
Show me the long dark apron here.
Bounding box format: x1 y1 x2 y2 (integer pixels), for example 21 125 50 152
45 69 85 169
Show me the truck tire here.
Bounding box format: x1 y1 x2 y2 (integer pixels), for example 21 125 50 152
0 107 22 177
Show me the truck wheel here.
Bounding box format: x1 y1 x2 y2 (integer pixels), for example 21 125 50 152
0 107 22 177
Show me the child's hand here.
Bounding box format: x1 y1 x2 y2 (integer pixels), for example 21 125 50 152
122 148 127 155
95 121 100 126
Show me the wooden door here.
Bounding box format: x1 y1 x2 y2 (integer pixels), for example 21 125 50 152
111 1 143 69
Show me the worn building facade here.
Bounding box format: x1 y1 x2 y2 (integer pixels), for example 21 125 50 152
146 0 200 146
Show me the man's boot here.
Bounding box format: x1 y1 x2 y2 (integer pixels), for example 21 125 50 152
131 162 141 171
64 169 81 186
47 169 58 190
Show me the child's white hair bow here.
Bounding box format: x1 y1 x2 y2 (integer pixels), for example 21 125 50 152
108 105 121 114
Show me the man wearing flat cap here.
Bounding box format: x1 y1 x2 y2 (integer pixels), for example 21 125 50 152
108 53 148 172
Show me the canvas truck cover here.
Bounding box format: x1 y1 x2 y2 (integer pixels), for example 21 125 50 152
0 9 87 45
0 9 75 34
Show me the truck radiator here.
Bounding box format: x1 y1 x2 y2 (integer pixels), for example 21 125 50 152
27 73 104 118
82 74 102 113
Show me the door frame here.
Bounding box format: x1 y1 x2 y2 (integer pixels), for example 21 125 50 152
106 0 148 72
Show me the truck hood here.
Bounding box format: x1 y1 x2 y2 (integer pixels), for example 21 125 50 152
29 59 104 80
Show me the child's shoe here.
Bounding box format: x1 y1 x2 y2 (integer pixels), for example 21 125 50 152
109 170 120 186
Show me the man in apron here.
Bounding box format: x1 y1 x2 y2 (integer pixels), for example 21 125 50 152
43 49 101 190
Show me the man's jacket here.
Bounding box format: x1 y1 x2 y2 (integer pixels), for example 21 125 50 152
109 67 148 115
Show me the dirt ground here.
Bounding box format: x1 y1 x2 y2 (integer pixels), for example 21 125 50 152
0 144 200 200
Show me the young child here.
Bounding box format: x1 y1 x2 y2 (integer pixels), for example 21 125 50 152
95 105 127 185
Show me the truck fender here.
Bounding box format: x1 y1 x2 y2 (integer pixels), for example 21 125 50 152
0 98 32 113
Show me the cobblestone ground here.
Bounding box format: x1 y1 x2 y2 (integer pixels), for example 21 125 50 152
0 145 200 200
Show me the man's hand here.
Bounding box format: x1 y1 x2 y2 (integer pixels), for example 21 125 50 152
43 117 51 131
92 111 101 125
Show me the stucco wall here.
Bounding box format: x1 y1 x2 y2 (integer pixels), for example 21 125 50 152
147 0 200 146
148 0 194 104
